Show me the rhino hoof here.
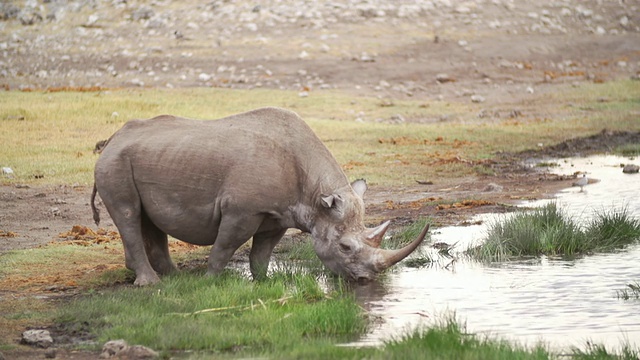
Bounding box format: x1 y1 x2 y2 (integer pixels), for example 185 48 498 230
133 273 161 286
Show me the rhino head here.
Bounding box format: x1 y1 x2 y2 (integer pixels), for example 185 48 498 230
308 179 428 283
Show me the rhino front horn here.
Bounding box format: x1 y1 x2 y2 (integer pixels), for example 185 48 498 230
376 223 429 270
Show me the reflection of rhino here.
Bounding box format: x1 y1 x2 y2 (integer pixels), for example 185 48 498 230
92 107 427 285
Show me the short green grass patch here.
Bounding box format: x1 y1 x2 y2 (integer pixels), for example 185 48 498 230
56 271 367 354
468 203 640 261
383 318 550 360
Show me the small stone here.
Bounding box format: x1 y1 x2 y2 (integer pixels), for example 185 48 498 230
471 95 485 103
622 164 639 174
198 73 212 81
101 339 128 358
436 73 454 83
620 16 629 27
22 329 53 348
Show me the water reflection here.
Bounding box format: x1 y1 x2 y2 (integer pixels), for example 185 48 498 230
352 155 640 351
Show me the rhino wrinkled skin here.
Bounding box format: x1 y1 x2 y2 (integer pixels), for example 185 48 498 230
92 107 428 285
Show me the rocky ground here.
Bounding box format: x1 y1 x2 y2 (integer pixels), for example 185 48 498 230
1 0 640 358
1 0 639 103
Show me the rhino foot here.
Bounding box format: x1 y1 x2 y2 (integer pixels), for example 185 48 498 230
133 272 161 286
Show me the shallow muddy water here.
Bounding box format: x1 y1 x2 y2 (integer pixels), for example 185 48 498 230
352 155 640 351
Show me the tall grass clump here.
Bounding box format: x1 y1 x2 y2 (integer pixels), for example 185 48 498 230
56 271 367 354
468 203 640 261
586 207 640 245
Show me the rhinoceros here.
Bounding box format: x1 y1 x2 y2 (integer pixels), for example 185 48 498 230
92 107 428 285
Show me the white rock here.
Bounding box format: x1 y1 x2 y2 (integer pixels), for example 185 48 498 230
198 73 211 81
21 330 53 348
620 16 629 27
471 95 485 103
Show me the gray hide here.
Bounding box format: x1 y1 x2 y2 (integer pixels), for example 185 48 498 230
92 107 428 285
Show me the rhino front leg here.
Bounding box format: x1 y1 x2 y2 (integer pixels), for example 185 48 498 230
250 228 286 280
206 215 264 276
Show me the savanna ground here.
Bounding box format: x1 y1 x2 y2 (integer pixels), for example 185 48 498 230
1 0 640 358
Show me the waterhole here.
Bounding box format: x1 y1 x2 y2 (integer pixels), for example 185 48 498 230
353 155 640 350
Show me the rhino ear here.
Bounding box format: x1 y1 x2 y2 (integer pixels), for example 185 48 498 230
351 179 367 199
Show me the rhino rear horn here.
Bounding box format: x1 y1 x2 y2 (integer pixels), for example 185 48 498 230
363 220 390 248
376 223 429 271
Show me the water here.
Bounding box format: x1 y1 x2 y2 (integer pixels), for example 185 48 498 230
353 155 640 351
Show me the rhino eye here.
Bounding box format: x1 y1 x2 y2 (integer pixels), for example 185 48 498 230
339 243 351 253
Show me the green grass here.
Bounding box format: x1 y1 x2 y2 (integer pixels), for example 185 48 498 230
571 342 640 360
468 203 640 261
383 318 550 360
56 270 367 354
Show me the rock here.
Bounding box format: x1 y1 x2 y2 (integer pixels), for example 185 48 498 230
620 16 630 28
198 73 212 81
22 329 53 348
100 340 158 359
101 340 128 358
622 164 639 174
471 95 485 103
435 73 454 83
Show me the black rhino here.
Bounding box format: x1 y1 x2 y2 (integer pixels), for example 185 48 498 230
92 107 428 285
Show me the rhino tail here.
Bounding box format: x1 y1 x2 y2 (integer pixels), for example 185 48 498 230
91 182 100 226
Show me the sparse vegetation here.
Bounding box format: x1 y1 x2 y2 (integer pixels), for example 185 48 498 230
616 282 640 301
468 203 640 261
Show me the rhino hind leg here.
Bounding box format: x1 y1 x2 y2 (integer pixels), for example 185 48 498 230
114 212 161 286
98 184 160 285
249 228 287 280
141 210 177 275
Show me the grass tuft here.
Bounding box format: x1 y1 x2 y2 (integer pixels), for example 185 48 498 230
468 203 640 261
616 282 640 301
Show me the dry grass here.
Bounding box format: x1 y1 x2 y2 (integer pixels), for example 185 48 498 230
2 80 638 186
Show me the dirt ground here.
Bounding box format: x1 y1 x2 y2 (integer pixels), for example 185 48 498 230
1 0 640 358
